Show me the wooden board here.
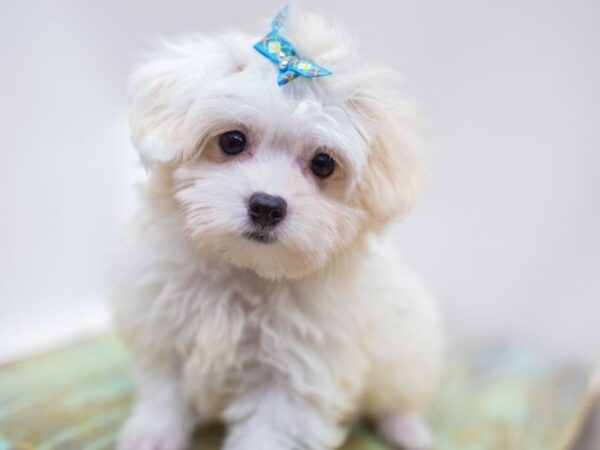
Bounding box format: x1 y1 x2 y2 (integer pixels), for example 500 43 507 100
0 335 596 450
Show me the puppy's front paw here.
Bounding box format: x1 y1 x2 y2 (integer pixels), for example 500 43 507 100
377 412 432 450
117 414 189 450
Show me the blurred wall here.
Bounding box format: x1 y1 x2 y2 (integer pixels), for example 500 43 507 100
0 0 598 365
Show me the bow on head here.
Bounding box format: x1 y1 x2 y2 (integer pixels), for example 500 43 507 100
253 6 332 86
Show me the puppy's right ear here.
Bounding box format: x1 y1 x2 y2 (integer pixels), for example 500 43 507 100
129 37 234 167
129 45 194 166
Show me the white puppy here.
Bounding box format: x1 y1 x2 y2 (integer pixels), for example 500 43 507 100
114 7 444 450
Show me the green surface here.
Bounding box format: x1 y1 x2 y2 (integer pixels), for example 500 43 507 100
0 335 592 450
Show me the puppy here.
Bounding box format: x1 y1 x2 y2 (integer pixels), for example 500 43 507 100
114 6 444 450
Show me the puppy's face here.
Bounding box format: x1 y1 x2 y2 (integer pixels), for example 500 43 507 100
130 12 424 279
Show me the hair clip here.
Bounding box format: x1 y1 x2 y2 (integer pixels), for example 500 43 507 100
253 6 332 86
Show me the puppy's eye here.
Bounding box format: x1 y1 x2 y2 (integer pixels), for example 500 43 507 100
310 152 336 178
219 130 247 155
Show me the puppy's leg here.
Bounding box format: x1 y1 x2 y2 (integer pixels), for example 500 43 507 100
376 411 432 450
117 358 193 450
362 284 444 450
222 381 345 450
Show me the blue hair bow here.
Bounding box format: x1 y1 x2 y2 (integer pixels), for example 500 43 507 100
253 6 332 86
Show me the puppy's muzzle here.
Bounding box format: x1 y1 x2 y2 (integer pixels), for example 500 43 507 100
248 193 287 227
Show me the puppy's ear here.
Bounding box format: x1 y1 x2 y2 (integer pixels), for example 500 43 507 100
128 36 244 167
349 69 426 224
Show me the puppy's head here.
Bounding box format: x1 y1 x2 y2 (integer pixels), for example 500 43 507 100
129 9 424 280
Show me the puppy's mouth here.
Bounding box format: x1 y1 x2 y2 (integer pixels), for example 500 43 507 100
243 230 277 244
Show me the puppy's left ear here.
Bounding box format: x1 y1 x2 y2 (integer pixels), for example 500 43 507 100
349 70 426 224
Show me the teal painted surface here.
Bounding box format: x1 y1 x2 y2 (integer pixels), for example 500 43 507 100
0 336 591 450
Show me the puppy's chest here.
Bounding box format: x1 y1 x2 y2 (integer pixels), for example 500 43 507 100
183 273 363 384
186 280 298 368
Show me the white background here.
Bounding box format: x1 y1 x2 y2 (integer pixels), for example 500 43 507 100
1 0 599 372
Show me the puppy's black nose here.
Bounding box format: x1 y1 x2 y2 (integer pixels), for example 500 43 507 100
248 193 287 227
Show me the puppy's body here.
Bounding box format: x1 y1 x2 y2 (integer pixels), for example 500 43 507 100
115 9 444 450
115 180 442 449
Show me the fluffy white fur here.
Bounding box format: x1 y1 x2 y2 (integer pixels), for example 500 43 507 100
114 8 444 450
